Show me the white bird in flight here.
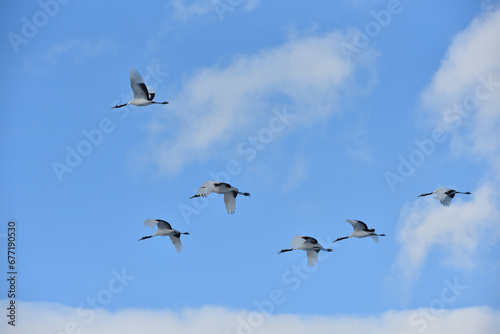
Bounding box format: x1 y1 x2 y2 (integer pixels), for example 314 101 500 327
111 68 168 108
333 219 386 243
190 181 251 214
138 219 189 252
278 235 332 267
418 187 471 207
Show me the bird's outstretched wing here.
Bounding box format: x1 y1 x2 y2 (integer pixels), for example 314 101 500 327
224 191 237 214
156 219 173 230
169 234 183 253
129 68 149 100
143 219 172 230
435 189 453 206
440 196 452 206
143 219 158 228
302 236 318 244
194 181 217 197
290 235 308 249
346 219 368 231
306 249 319 267
147 86 156 101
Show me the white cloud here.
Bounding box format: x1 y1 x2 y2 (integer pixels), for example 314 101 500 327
4 301 499 334
420 4 500 163
394 4 500 287
394 183 500 284
422 5 500 105
138 32 375 176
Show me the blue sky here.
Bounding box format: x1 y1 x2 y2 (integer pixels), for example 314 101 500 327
2 0 500 333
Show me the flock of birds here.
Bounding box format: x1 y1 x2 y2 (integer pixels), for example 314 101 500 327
115 69 472 267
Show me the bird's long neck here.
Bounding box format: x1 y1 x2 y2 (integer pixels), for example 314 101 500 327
278 248 293 254
111 103 128 109
418 192 433 197
138 235 152 241
321 247 333 252
238 191 251 197
456 191 471 195
152 101 169 105
333 236 349 243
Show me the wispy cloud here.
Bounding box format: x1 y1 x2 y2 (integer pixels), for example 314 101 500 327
394 183 500 285
136 31 376 176
5 301 499 334
346 128 373 162
282 157 308 192
170 0 214 21
420 4 500 163
44 38 119 65
169 0 260 21
393 4 500 288
20 38 119 76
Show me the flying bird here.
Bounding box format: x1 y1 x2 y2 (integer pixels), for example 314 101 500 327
190 181 250 214
418 187 471 207
138 219 189 252
111 68 168 108
333 219 386 243
278 235 332 267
